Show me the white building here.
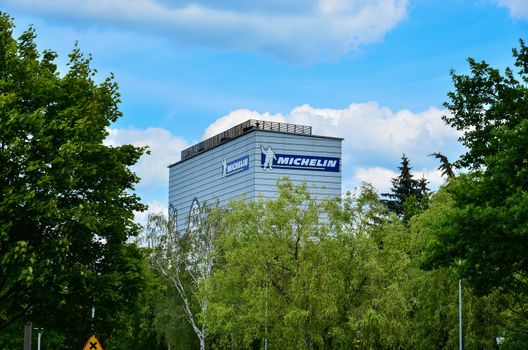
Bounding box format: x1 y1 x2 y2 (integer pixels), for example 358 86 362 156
168 119 343 231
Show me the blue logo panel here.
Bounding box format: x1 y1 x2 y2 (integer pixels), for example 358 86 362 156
261 153 340 172
223 155 249 178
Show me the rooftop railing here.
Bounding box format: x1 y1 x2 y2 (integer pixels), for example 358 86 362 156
181 119 312 160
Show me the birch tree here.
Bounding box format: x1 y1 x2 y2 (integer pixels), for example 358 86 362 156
145 203 221 350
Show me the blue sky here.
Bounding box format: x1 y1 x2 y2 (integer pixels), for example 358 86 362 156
1 0 527 218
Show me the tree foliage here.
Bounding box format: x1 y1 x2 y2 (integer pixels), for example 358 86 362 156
425 40 528 294
381 154 429 220
423 40 528 346
0 13 148 347
429 152 455 178
201 180 498 349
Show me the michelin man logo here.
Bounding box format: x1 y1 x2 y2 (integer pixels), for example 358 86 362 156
260 145 276 170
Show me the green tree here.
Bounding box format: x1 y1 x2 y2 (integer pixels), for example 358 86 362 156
429 152 455 179
151 282 197 349
0 13 147 347
103 254 167 350
409 189 501 349
381 154 428 220
424 40 528 346
425 40 528 295
205 182 399 348
204 181 354 349
340 185 497 349
203 180 501 349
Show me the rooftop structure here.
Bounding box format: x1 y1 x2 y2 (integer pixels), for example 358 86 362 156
181 119 312 161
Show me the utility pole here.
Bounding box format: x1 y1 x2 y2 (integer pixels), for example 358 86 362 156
458 277 463 350
23 322 32 350
92 306 96 332
265 283 268 350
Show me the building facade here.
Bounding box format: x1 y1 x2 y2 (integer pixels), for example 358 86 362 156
168 120 343 231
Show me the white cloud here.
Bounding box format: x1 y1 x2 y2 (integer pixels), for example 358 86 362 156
346 166 445 196
105 127 188 188
419 168 445 190
105 128 183 226
350 167 398 194
5 0 409 62
206 102 462 192
213 102 461 164
288 103 459 154
495 0 528 19
202 109 285 139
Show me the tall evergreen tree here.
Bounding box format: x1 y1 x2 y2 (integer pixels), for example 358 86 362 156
381 154 426 219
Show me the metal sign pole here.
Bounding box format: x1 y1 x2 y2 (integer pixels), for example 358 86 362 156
92 306 96 332
34 328 44 350
23 322 32 350
459 278 463 350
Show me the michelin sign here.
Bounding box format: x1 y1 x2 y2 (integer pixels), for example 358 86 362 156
260 145 339 172
222 155 250 178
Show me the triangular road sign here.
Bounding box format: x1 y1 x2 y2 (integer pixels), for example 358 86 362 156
82 335 104 350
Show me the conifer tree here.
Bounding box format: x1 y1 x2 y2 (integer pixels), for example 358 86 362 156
429 152 455 178
381 154 427 219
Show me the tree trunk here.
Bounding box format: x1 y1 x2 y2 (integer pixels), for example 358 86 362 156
199 334 206 350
